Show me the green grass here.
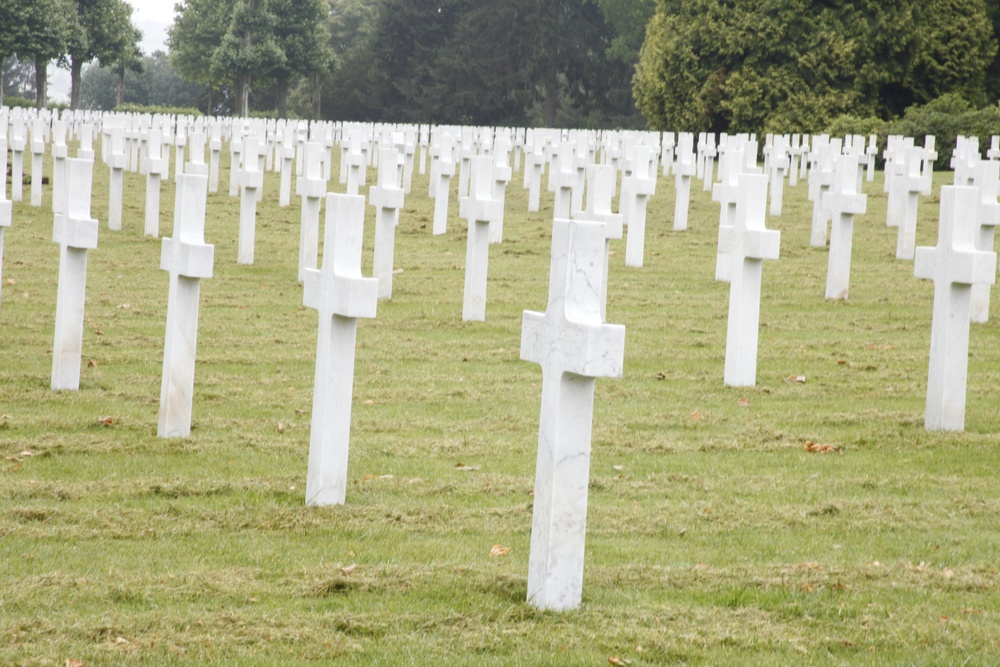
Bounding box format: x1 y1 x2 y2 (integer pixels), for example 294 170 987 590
1 145 999 666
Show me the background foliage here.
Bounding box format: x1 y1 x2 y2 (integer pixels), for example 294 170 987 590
634 0 1000 136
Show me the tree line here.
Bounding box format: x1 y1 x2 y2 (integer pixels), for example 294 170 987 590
167 0 651 127
0 0 141 109
634 0 1000 137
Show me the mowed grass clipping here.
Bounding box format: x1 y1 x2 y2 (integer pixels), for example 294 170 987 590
1 142 999 666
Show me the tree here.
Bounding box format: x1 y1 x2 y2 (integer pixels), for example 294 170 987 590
111 25 144 107
634 0 997 136
169 0 237 112
268 0 331 119
66 0 139 109
80 50 207 110
210 0 285 117
17 0 73 108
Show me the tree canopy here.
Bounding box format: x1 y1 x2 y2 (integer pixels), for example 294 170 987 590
634 0 999 135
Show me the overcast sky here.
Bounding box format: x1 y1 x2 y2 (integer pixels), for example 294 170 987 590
49 0 172 101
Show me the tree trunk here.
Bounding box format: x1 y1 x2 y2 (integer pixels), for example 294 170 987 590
33 59 46 109
116 69 125 107
276 77 288 119
70 57 84 110
311 73 322 121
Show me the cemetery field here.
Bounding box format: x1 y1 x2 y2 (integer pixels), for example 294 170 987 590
2 150 999 666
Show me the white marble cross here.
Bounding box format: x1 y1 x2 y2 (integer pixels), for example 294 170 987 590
238 135 263 264
51 120 68 220
30 118 45 207
865 134 878 182
458 155 501 321
808 143 835 247
297 141 326 282
343 132 367 196
209 123 222 192
573 164 623 320
432 135 456 235
551 142 578 220
895 145 931 260
186 131 208 177
520 217 626 611
371 146 405 299
108 126 127 230
303 193 378 506
623 145 656 268
51 158 99 390
988 135 1000 161
720 173 780 387
10 119 25 202
525 146 546 213
0 175 10 314
0 122 8 202
713 146 745 281
278 126 296 207
158 173 214 438
971 160 1000 323
914 186 996 431
489 145 512 244
823 155 867 300
768 135 789 216
229 133 243 197
144 129 167 238
673 133 696 231
174 119 188 179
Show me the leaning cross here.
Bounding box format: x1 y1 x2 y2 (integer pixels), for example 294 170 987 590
521 217 626 611
158 173 214 438
303 194 378 506
914 186 996 431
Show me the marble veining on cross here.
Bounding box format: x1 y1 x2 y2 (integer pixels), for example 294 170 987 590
520 217 626 611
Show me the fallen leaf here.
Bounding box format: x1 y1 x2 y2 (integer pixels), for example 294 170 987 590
363 399 376 405
837 359 848 365
962 608 984 615
489 544 511 558
87 359 97 368
97 416 115 426
114 636 128 644
294 409 306 416
737 397 749 407
5 278 15 285
784 374 806 384
65 661 83 667
690 410 704 421
19 451 34 457
612 465 624 471
797 562 821 570
4 456 21 462
339 564 357 576
608 657 629 666
866 344 894 351
392 268 404 275
654 371 666 380
907 561 927 572
116 303 131 309
454 463 480 471
804 441 840 453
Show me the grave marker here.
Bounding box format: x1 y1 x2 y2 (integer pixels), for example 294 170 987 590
720 174 780 387
157 173 214 438
238 136 263 264
107 126 127 230
297 142 326 282
144 129 167 237
971 160 1000 322
823 156 867 300
30 118 45 207
573 164 623 320
914 186 996 431
673 133 696 231
303 194 378 506
458 156 501 321
520 217 626 611
51 158 99 391
371 147 405 299
623 146 656 267
432 135 456 236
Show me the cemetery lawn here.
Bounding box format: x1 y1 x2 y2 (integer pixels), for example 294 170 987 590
2 150 999 666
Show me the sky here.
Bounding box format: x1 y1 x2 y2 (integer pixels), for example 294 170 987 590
48 0 173 101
